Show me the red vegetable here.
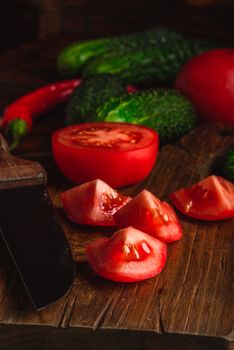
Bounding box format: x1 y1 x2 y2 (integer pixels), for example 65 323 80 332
114 190 182 243
169 175 234 221
61 179 131 226
1 79 81 148
175 49 234 124
126 85 138 94
52 122 158 188
86 226 167 282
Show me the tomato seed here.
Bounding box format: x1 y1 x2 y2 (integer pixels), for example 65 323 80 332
185 200 193 212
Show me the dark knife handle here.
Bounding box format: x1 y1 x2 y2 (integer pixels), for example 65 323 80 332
0 133 10 155
0 132 46 189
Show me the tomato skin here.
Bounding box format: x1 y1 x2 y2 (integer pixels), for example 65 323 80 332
114 190 182 243
86 226 167 282
52 122 158 188
61 179 131 226
169 175 234 221
175 49 234 124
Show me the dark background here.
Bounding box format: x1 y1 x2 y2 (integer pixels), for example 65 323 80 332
0 0 234 55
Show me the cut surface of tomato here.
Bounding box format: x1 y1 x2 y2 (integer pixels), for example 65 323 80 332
61 179 131 226
169 175 234 221
86 226 167 282
52 122 158 187
114 190 182 243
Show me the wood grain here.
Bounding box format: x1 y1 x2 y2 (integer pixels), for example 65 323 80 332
0 134 46 189
0 122 233 349
0 36 233 349
0 325 231 350
39 0 234 39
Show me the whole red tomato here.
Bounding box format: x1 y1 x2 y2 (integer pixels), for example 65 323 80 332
175 49 234 124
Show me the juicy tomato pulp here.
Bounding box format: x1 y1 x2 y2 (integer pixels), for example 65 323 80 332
170 175 234 220
114 190 182 243
86 226 167 282
52 122 158 187
61 179 131 226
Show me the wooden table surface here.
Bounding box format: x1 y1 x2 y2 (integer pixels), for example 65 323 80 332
0 34 233 350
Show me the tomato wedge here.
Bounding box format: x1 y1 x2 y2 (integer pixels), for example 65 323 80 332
61 179 131 226
86 226 167 282
169 175 234 221
114 190 182 243
52 122 158 187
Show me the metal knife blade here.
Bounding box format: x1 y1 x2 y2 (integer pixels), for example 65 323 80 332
0 134 75 310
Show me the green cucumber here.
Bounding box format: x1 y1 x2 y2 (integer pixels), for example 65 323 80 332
66 74 126 124
58 27 223 80
223 149 234 182
96 89 197 144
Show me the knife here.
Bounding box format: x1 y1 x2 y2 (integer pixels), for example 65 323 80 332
0 133 75 310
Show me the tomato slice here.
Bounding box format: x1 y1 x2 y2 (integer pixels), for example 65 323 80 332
52 122 158 187
61 179 131 226
169 175 234 220
86 226 167 282
114 190 182 243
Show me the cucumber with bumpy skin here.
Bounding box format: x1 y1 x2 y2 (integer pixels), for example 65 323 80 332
96 89 198 144
58 27 179 77
66 74 126 125
83 39 220 85
223 149 234 182
58 27 223 81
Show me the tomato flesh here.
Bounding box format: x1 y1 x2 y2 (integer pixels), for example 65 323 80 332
169 175 234 220
114 190 182 243
52 122 158 187
61 179 131 226
86 226 167 282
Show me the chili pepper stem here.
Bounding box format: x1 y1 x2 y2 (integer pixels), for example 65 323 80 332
7 119 28 150
9 137 21 151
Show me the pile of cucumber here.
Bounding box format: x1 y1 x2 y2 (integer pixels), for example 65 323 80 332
65 74 197 144
58 27 227 85
58 27 231 145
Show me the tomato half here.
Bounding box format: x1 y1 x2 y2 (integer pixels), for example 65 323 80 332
52 122 158 188
175 49 234 124
61 179 131 226
114 190 182 243
169 175 234 221
86 226 167 282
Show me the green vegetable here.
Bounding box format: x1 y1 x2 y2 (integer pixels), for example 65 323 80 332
84 39 220 85
66 75 126 124
223 149 234 182
58 27 221 79
96 89 197 144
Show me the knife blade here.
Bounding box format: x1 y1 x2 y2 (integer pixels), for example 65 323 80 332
0 134 75 310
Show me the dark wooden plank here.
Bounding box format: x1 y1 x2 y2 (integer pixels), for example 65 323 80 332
60 0 234 39
0 325 231 350
180 123 234 158
0 37 76 88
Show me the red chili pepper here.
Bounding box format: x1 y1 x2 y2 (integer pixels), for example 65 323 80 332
126 85 138 94
1 78 82 149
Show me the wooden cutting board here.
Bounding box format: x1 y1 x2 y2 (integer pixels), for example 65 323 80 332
0 38 233 350
0 120 233 350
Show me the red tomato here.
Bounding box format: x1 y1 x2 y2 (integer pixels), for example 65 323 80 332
86 226 167 282
175 49 234 124
61 179 131 226
169 175 234 221
114 190 182 243
52 122 158 188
